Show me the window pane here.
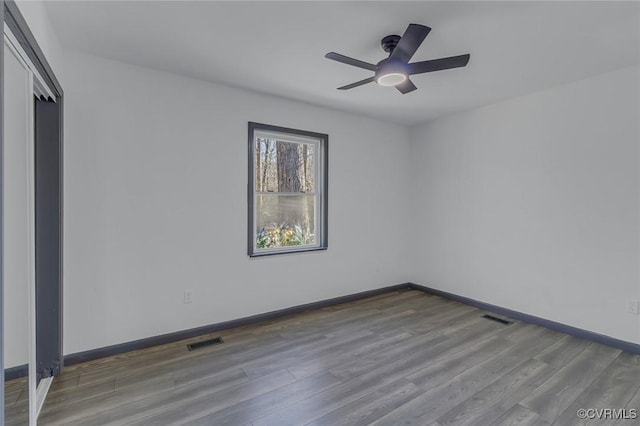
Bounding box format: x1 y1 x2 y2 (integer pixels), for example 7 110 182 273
255 138 315 193
256 194 316 249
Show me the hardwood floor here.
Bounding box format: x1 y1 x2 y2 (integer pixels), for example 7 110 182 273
4 376 28 425
5 289 640 425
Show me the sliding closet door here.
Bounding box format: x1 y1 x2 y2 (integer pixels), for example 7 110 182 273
4 4 63 423
3 38 33 425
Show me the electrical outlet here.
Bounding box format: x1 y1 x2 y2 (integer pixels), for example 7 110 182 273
183 290 193 304
626 299 640 315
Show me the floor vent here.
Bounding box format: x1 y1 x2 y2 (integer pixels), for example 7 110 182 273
187 337 224 351
482 314 513 325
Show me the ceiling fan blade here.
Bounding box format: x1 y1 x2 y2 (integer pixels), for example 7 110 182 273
337 76 376 90
408 54 470 75
390 24 431 63
325 52 377 71
396 78 417 94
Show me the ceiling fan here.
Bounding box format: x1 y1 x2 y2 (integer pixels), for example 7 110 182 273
325 23 470 94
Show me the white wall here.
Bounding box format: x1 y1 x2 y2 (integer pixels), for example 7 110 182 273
409 65 640 344
62 51 411 355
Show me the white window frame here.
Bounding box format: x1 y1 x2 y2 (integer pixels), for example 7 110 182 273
248 122 328 257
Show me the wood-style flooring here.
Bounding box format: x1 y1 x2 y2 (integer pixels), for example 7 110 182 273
5 289 640 425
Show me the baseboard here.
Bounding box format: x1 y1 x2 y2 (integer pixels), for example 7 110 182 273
4 364 28 381
63 281 640 367
408 283 640 355
64 283 412 366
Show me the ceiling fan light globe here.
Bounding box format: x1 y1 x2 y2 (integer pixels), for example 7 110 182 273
376 72 407 86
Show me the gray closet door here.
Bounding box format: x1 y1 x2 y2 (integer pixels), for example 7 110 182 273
35 98 63 380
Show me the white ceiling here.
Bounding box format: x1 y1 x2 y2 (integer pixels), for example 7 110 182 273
45 1 640 126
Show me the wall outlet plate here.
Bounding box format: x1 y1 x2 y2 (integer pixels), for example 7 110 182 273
626 299 640 315
183 290 193 304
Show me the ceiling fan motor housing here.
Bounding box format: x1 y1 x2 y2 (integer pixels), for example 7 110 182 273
375 58 408 85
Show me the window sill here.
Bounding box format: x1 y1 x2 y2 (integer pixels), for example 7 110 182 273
249 246 328 258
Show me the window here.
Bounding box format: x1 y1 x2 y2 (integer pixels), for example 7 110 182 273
248 122 328 256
